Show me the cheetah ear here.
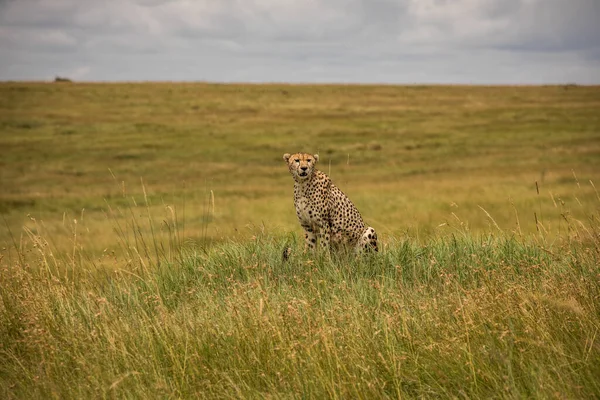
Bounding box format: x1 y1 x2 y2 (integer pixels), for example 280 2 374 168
283 153 291 163
313 154 319 162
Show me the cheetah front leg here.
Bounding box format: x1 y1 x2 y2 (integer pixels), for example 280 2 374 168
317 221 331 252
301 222 331 253
301 223 318 251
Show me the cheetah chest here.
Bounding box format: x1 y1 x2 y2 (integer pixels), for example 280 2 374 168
295 196 318 224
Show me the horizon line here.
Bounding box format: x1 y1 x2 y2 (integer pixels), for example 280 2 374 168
0 79 596 87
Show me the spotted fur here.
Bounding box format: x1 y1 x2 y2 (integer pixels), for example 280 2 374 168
283 152 378 253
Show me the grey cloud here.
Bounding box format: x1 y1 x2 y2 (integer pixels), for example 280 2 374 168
0 0 599 83
491 0 600 52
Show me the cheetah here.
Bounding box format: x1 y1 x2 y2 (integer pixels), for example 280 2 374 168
283 152 378 253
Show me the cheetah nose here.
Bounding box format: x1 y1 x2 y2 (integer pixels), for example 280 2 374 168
300 166 308 171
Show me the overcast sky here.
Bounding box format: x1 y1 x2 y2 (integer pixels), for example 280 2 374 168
1 0 599 84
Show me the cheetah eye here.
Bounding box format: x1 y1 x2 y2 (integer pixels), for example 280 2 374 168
294 159 300 163
307 159 312 163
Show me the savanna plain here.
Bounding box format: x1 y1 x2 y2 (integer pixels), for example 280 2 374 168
1 82 599 398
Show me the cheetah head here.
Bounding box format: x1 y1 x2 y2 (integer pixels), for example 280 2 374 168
283 153 319 181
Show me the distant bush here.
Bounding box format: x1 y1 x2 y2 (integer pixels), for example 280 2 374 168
54 76 72 83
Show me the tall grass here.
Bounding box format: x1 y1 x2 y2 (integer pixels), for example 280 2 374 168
1 183 599 398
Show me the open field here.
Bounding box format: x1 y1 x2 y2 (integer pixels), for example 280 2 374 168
1 83 600 398
1 83 599 254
